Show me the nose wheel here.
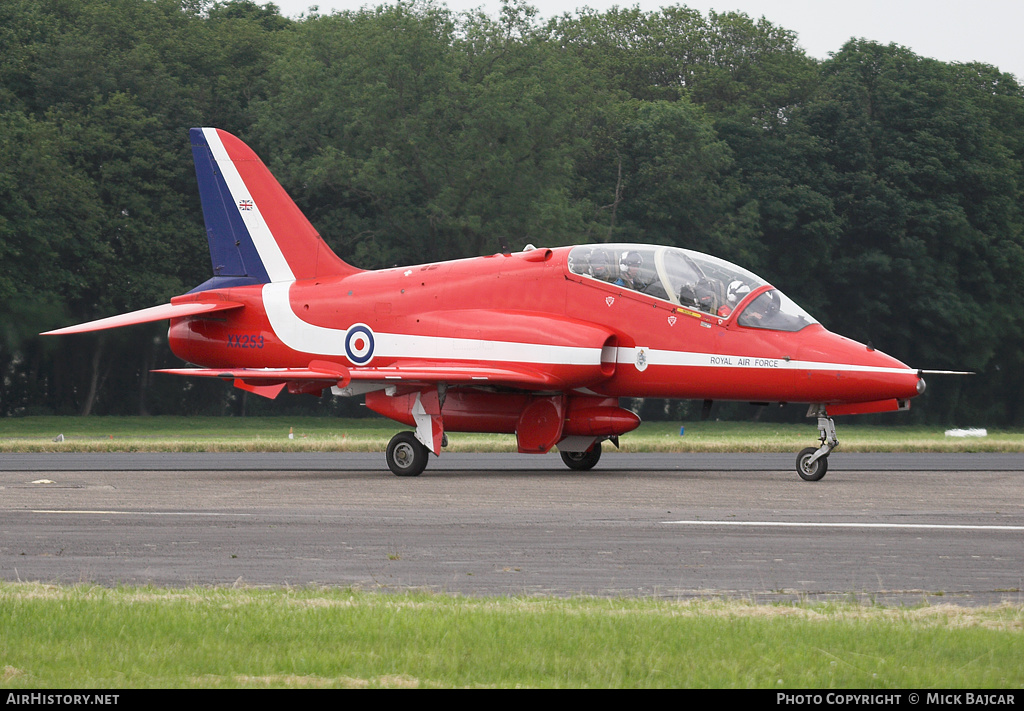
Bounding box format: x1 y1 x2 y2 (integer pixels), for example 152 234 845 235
796 446 829 481
796 407 838 481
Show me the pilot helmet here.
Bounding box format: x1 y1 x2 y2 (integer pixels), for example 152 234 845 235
589 249 612 279
727 280 751 304
620 251 643 273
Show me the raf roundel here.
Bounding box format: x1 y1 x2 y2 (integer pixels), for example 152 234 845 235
344 323 375 365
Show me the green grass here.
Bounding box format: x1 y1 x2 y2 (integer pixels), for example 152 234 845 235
621 421 1024 453
1 416 1021 453
1 583 1022 688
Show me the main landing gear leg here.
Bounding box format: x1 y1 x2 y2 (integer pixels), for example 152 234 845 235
384 387 445 478
796 405 838 482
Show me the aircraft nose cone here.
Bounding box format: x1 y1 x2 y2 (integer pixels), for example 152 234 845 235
796 328 921 403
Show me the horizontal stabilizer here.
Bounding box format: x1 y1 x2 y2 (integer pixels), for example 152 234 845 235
41 301 244 336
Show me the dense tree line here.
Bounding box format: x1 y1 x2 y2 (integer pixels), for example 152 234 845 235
1 0 1021 423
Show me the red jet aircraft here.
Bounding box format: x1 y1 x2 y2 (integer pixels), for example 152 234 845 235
44 128 928 480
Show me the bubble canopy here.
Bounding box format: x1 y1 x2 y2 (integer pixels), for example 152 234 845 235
567 244 818 332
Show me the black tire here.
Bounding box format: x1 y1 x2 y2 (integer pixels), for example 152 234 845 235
386 431 429 477
796 446 828 481
559 442 602 471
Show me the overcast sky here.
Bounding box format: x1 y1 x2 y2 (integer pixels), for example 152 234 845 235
268 0 1024 80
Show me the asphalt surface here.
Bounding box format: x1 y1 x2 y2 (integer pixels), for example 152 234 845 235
3 451 1022 471
2 452 1022 605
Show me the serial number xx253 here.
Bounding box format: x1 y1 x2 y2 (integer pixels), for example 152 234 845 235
227 334 264 349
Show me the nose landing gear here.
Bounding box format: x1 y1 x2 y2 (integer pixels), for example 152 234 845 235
797 405 838 481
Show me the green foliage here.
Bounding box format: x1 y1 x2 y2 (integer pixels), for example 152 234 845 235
791 42 1024 421
584 98 758 258
1 1 1022 424
252 1 593 267
0 0 293 415
549 5 818 112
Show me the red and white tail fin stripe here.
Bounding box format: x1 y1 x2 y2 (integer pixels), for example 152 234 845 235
199 128 357 282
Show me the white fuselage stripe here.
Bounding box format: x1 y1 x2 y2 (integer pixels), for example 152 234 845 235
202 128 294 283
615 347 911 376
262 283 602 365
262 283 913 376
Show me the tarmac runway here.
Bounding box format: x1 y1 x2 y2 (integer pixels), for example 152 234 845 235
2 452 1022 605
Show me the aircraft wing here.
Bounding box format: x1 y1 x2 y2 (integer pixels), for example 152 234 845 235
155 361 567 391
155 364 351 385
41 301 244 336
349 363 566 389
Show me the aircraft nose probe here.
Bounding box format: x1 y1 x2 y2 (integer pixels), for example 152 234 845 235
915 369 977 396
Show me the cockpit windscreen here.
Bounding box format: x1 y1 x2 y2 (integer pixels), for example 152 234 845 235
567 244 817 331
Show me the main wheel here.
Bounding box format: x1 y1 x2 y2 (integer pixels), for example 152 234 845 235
560 442 602 471
386 431 429 477
796 446 828 481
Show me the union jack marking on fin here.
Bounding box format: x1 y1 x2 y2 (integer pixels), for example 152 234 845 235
238 199 254 211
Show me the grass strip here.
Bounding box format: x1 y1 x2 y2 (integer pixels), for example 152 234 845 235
1 583 1022 688
1 416 1022 453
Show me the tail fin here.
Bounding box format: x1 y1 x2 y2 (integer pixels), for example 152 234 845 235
189 127 359 291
